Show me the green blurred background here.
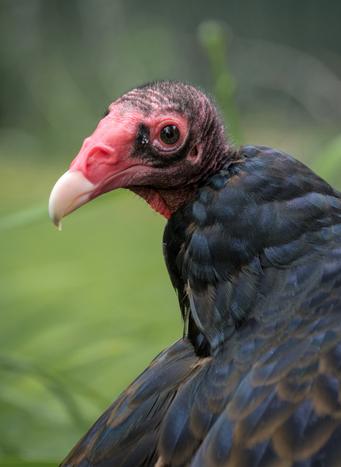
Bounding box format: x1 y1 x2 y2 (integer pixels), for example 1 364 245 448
1 1 341 465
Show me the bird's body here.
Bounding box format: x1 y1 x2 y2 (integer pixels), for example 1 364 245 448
49 82 341 466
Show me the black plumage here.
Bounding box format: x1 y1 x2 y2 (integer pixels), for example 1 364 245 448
53 83 341 467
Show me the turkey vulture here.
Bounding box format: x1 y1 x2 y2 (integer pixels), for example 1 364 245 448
49 81 341 466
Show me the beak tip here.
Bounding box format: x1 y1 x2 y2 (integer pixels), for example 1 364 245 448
51 215 62 231
48 170 95 229
48 198 63 230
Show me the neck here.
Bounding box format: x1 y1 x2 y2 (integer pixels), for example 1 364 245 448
130 185 199 219
131 148 236 218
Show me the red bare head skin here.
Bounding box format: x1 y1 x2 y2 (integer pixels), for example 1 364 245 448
49 81 230 225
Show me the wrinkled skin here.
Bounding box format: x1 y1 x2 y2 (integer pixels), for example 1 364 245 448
49 82 341 467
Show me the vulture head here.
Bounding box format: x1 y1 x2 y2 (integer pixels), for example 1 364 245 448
49 81 229 226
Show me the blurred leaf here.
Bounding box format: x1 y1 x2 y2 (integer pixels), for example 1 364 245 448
0 204 46 231
198 21 242 143
0 355 87 431
312 135 341 190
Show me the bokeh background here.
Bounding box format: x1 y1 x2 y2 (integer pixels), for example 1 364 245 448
1 1 341 465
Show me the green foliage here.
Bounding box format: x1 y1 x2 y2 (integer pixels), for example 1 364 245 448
0 461 55 467
0 159 180 462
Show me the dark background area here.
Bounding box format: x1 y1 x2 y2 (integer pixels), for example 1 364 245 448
0 1 340 464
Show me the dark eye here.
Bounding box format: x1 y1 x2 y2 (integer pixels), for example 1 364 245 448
160 125 180 145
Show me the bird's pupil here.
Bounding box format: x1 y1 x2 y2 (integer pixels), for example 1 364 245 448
160 125 180 145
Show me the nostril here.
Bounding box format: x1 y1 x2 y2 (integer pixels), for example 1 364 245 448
89 145 111 158
70 143 116 184
87 145 112 165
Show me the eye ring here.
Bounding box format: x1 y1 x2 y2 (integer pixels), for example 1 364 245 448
160 125 180 145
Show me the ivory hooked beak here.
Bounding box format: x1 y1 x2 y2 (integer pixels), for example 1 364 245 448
48 170 96 230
